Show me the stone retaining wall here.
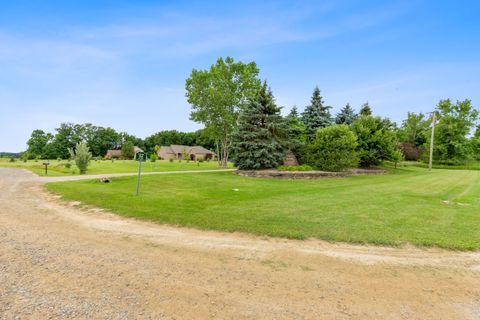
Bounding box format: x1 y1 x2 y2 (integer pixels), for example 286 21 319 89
235 168 386 179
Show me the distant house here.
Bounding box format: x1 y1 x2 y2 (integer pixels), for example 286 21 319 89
105 146 144 159
158 145 215 161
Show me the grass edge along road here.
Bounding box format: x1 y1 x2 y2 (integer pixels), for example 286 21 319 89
46 167 480 250
0 158 232 176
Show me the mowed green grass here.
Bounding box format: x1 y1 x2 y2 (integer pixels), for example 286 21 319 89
46 166 480 250
0 158 231 176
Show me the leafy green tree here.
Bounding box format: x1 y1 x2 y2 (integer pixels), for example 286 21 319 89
68 142 92 174
397 112 430 146
231 82 289 170
304 124 358 172
471 126 480 160
335 103 357 125
301 86 332 139
85 126 119 157
49 123 85 159
359 102 372 116
432 99 478 164
186 56 261 167
121 141 135 159
119 132 144 151
351 115 397 167
26 130 53 158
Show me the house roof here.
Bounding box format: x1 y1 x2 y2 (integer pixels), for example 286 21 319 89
158 145 215 156
188 146 214 154
106 149 122 156
133 146 144 153
106 146 143 157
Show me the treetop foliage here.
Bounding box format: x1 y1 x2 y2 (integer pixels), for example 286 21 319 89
359 102 373 116
335 103 357 125
301 86 332 139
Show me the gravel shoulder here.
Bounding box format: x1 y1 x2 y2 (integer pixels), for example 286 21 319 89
1 168 479 319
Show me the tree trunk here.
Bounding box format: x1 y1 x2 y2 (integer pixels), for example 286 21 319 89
221 140 229 167
215 140 221 166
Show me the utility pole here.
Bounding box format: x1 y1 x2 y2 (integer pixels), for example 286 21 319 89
428 112 436 171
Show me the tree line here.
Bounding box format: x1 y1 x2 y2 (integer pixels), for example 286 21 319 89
24 124 215 160
186 56 479 170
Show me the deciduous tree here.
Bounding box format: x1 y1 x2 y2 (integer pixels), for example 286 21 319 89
432 99 478 164
186 56 261 167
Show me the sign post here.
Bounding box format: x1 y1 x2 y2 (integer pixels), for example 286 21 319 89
135 152 146 196
43 162 50 176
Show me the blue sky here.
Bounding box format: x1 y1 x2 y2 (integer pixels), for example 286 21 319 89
1 0 479 152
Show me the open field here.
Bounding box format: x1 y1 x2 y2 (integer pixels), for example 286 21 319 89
0 158 231 176
47 166 480 250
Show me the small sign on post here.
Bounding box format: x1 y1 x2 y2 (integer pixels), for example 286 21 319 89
43 162 50 176
135 152 146 196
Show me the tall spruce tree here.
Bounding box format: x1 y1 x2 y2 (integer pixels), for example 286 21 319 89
301 86 332 139
231 82 289 170
335 103 357 125
286 106 307 147
359 102 372 116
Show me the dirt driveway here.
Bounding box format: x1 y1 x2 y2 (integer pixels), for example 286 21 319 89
1 168 479 319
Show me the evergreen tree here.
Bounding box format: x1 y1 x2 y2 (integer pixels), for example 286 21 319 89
335 103 357 125
286 106 307 148
231 82 289 170
301 86 332 139
359 102 372 116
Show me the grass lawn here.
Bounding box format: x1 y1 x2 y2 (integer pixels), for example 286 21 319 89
406 160 480 171
46 166 480 250
0 158 231 176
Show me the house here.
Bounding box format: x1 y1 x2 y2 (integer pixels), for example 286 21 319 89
105 146 144 159
157 145 215 161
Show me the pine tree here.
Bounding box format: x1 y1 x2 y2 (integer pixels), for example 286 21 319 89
359 102 372 116
301 86 332 139
335 103 357 125
231 82 289 170
286 106 307 142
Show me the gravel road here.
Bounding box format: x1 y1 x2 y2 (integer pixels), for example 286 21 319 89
1 168 479 319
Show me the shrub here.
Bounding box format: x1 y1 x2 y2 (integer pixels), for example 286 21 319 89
399 142 425 161
9 157 15 162
68 142 92 174
197 155 204 163
150 153 157 162
391 149 404 168
351 116 397 167
304 124 358 172
65 163 72 169
169 156 174 163
35 156 41 162
57 157 62 162
278 165 313 171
